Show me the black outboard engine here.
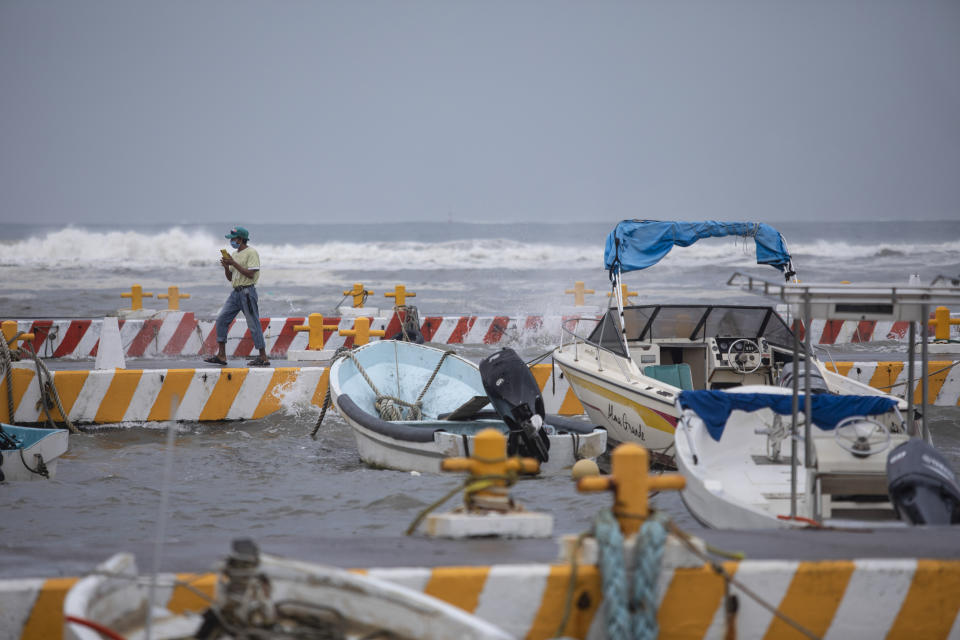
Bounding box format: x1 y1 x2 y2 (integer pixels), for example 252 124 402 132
479 348 550 463
887 439 960 525
778 361 830 394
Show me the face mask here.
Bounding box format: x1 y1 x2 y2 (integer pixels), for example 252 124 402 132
230 239 241 249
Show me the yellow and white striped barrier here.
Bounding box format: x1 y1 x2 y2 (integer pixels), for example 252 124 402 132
824 360 960 407
0 364 328 425
3 361 952 426
4 557 960 640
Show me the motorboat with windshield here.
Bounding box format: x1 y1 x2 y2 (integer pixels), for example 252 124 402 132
552 220 894 466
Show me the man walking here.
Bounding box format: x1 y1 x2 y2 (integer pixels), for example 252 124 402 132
205 226 270 367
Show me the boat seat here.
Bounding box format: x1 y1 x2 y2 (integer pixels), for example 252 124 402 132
644 364 694 391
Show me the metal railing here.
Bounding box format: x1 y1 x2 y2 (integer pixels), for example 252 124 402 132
558 316 638 383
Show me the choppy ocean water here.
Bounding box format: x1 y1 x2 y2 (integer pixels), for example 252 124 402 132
1 220 958 578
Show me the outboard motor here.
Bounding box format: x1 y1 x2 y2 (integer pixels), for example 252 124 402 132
887 439 960 525
778 361 829 394
479 348 550 463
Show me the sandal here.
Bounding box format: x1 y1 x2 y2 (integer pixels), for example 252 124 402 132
248 357 271 367
203 355 228 366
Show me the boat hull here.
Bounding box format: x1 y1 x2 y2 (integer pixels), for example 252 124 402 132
553 348 677 465
343 410 606 474
329 341 606 473
0 425 68 482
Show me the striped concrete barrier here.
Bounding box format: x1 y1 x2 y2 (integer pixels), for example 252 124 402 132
824 360 960 406
4 557 960 640
3 361 956 426
12 314 958 360
0 364 328 425
7 314 596 361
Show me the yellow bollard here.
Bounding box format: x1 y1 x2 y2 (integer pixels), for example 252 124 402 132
578 443 685 536
384 285 416 308
441 429 539 508
565 281 595 306
120 284 154 311
933 306 960 341
606 284 638 305
338 317 385 347
293 313 340 350
157 286 191 311
2 321 34 349
343 283 374 308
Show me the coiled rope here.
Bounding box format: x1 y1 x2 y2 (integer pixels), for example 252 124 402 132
555 510 819 640
310 347 455 437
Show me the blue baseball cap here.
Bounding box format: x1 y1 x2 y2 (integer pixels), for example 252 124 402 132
225 226 249 240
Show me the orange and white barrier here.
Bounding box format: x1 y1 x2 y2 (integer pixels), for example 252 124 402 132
3 557 960 640
0 364 328 425
825 360 960 406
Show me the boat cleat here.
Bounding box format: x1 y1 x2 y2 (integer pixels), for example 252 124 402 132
425 428 553 539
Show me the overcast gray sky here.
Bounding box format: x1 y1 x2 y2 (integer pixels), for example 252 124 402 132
1 1 957 225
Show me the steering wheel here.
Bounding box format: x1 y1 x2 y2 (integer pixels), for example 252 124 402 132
727 338 762 374
833 416 892 458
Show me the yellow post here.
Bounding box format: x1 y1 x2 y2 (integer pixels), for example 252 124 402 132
343 283 374 308
933 306 960 341
578 443 685 536
294 313 340 350
120 284 154 311
2 321 34 349
338 317 386 346
565 281 596 307
441 429 539 503
606 284 638 305
157 286 191 311
384 285 416 308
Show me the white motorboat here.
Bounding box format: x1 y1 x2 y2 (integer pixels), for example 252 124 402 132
554 220 806 466
64 539 513 640
0 423 68 481
328 340 606 474
674 279 960 529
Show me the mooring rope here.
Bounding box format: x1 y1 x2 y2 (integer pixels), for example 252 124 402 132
0 335 17 425
23 344 78 434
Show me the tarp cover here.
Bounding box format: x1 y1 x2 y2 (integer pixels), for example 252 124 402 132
678 390 898 441
603 220 793 276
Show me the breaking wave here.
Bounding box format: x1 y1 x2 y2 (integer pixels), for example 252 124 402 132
1 226 957 273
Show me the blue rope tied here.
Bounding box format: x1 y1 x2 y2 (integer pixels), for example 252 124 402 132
595 510 630 640
631 512 668 640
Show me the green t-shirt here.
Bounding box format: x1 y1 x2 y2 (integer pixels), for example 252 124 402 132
231 246 261 288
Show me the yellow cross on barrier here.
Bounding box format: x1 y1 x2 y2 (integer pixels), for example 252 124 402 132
441 429 539 507
606 284 638 305
293 313 341 350
384 285 416 308
121 284 154 311
343 283 374 308
578 443 685 535
157 286 191 311
565 281 595 306
339 317 385 346
2 320 34 350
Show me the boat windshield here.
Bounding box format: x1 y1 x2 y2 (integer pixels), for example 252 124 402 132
587 305 794 356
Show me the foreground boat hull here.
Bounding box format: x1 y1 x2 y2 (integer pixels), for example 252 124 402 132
0 425 68 482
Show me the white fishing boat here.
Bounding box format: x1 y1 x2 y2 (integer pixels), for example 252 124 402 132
328 340 606 474
554 220 807 465
674 279 960 529
64 539 513 640
0 423 68 481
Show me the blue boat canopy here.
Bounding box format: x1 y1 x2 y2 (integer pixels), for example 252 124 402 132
678 390 898 441
603 220 795 280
